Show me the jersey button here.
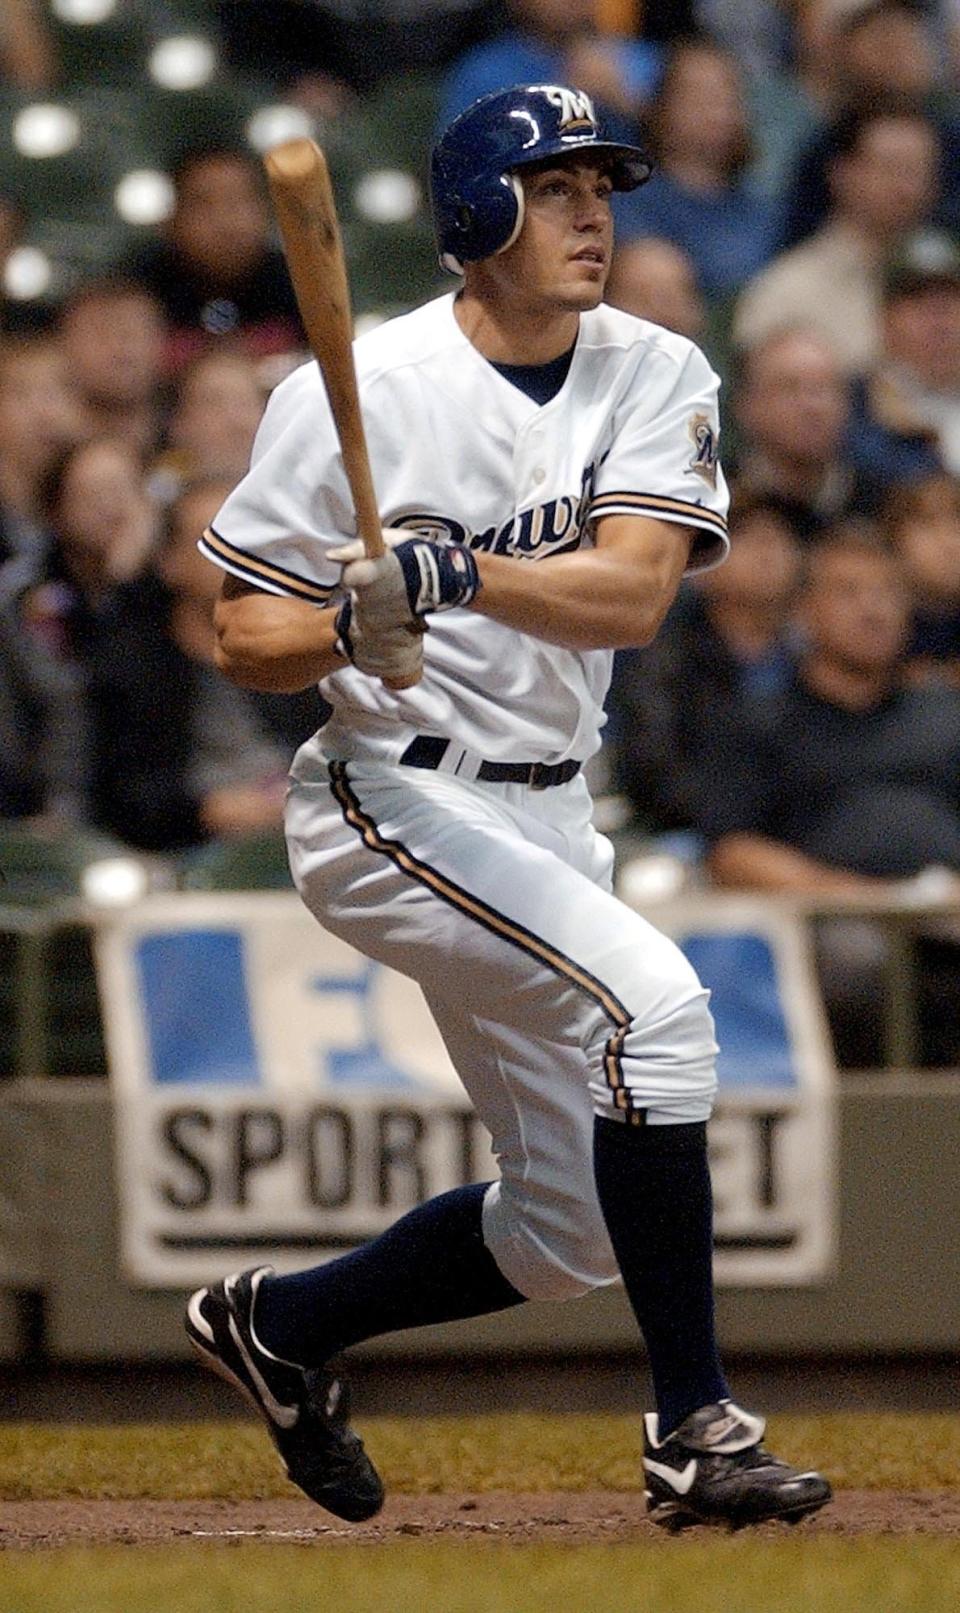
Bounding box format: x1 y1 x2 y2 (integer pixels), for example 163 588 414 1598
532 466 546 484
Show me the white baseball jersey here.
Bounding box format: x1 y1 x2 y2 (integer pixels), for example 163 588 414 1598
199 292 727 1296
200 293 729 772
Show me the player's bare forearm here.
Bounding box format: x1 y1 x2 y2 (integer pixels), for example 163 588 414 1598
469 514 693 649
213 575 343 691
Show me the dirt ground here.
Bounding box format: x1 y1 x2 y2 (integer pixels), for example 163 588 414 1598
3 1492 960 1549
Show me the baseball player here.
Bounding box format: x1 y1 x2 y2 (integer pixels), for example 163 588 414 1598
185 85 831 1532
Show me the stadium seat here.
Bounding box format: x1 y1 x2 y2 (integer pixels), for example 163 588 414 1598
328 78 442 315
0 825 135 1080
178 828 294 891
46 1 154 90
0 823 131 907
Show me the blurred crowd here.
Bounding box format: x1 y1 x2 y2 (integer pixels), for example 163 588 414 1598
0 1 958 1065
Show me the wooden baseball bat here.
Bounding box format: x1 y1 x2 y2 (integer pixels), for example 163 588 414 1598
263 137 421 689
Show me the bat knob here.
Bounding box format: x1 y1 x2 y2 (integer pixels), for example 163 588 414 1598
383 669 423 691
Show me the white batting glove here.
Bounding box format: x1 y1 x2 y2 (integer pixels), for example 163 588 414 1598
334 594 424 682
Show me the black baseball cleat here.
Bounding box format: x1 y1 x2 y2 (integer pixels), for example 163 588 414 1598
185 1265 384 1522
642 1400 832 1532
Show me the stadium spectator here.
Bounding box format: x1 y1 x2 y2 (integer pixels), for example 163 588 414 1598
119 148 305 377
701 525 960 1067
886 473 960 685
74 477 291 854
638 0 698 41
0 195 41 337
783 1 960 246
0 338 82 571
733 104 941 374
153 350 268 499
26 437 156 662
57 277 167 457
1 0 56 92
614 39 777 300
438 0 663 144
605 236 707 342
694 0 797 81
731 326 882 537
215 0 501 102
847 228 960 485
0 589 86 824
606 490 804 837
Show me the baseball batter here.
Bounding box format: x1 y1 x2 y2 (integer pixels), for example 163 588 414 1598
186 85 831 1531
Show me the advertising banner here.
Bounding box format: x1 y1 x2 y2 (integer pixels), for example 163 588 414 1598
97 891 836 1287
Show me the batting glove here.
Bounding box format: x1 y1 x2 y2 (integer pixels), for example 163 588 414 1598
334 594 424 683
329 531 481 627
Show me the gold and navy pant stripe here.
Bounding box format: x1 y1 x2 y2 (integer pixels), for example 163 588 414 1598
330 761 645 1123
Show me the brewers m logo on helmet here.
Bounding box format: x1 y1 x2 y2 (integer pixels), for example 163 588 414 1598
543 86 598 136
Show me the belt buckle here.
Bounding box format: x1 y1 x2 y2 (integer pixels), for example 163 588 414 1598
528 763 548 790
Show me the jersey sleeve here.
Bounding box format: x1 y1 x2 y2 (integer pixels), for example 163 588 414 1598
197 364 352 607
589 341 729 574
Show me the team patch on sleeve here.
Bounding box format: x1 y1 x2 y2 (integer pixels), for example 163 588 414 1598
685 412 720 489
199 525 339 605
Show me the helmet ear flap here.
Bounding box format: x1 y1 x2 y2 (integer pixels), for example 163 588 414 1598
437 193 475 273
448 174 523 267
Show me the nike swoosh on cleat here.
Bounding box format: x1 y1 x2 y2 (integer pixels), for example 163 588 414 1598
643 1457 698 1495
187 1290 215 1345
700 1414 741 1445
227 1314 299 1429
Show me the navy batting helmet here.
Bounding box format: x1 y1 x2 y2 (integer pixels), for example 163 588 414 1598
430 84 653 273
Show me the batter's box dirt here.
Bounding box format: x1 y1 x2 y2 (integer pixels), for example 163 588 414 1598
3 1492 960 1549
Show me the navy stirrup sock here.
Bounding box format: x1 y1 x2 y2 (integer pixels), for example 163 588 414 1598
593 1115 729 1438
254 1182 525 1365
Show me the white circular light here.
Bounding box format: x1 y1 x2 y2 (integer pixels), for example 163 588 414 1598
82 857 150 907
247 104 314 154
354 169 420 225
148 35 217 91
114 169 175 226
13 104 82 159
51 0 118 21
3 246 53 301
617 854 689 906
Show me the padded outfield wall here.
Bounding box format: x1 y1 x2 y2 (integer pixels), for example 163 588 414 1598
1 882 959 1366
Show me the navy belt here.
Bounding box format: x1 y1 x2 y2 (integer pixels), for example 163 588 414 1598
399 736 581 789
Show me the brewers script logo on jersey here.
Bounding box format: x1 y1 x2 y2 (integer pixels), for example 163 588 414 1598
391 463 598 563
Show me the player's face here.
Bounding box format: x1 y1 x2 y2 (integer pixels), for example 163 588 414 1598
497 160 615 312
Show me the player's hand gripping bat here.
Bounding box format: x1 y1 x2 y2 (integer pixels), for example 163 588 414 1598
263 137 422 690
